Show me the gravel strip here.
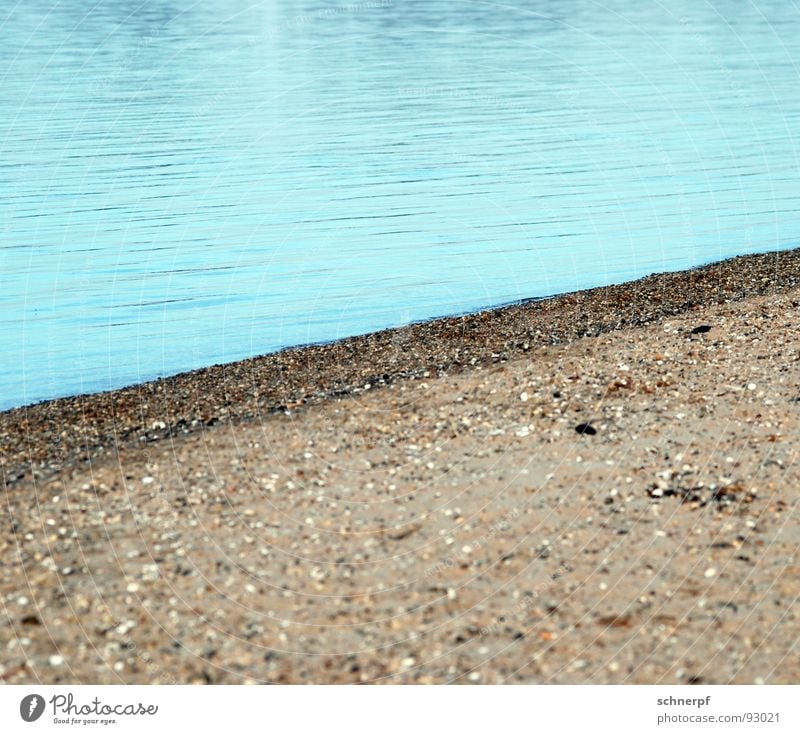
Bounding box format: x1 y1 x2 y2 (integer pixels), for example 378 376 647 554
2 248 798 488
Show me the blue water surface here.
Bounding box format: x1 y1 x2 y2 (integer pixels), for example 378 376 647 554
2 0 799 409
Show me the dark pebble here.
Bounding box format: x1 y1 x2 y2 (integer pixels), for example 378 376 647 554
575 423 597 435
690 324 712 334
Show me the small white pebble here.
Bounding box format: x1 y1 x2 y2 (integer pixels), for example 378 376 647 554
747 383 756 391
49 655 64 667
520 392 529 402
704 568 716 578
142 476 155 485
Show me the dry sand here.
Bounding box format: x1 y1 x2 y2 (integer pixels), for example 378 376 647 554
1 250 799 684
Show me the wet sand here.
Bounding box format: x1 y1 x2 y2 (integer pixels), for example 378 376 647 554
1 249 799 683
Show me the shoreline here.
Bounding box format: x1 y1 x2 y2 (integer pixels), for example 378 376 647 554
2 247 799 683
2 247 798 487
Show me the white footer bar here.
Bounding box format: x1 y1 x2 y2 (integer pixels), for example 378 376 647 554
1 685 795 733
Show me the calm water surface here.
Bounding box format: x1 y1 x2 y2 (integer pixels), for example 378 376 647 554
2 0 799 409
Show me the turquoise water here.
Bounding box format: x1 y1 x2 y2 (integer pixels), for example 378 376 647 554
2 1 799 410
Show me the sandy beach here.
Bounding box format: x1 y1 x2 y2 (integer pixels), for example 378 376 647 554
2 249 799 684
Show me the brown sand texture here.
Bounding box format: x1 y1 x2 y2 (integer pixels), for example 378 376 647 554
1 250 799 683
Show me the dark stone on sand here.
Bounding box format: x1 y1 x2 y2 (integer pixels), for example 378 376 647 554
690 324 712 334
575 423 597 435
